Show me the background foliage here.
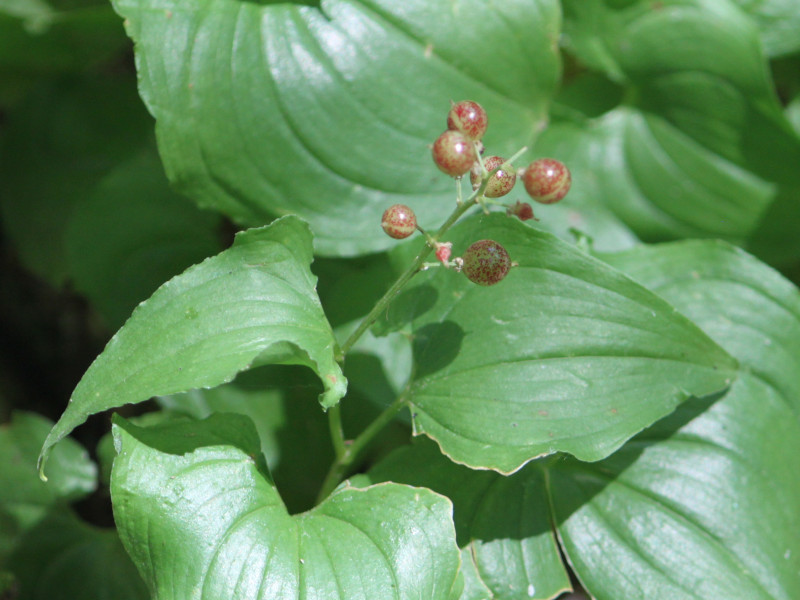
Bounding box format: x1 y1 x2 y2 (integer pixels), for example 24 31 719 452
2 0 799 599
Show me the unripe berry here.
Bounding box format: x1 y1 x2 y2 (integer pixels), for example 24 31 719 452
432 130 477 177
470 156 516 198
522 158 571 204
447 100 488 141
462 239 511 286
381 204 417 239
507 200 535 221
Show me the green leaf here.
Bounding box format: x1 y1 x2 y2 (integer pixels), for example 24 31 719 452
65 146 223 330
160 361 411 514
39 216 346 476
0 4 128 87
158 365 334 514
383 214 736 472
358 438 571 600
534 110 773 245
363 240 800 599
0 76 153 285
5 511 148 600
111 0 562 255
732 0 800 57
549 240 800 599
0 412 95 544
553 0 800 263
111 413 461 600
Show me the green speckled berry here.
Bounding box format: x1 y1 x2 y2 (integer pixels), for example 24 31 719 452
432 130 477 177
447 100 488 141
470 156 516 197
381 204 417 239
522 158 571 204
462 239 511 286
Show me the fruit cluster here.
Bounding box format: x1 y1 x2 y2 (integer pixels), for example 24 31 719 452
380 100 571 286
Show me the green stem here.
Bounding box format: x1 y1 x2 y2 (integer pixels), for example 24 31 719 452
317 395 408 503
327 404 347 459
323 144 529 501
338 189 483 358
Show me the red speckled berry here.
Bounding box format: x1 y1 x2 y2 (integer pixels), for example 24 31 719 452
432 130 477 177
381 204 417 239
507 200 535 221
522 158 571 204
462 239 511 286
447 100 488 141
470 156 516 198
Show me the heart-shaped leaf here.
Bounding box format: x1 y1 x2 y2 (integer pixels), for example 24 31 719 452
111 413 462 600
110 0 562 255
39 216 346 477
381 214 736 472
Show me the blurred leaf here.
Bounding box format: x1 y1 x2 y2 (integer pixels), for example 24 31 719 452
65 146 223 330
111 0 562 255
0 4 127 97
111 413 462 600
6 511 148 600
732 0 800 57
379 214 736 471
39 217 347 475
0 76 153 284
0 411 95 557
552 0 800 264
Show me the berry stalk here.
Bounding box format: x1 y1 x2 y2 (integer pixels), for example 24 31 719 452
336 150 525 360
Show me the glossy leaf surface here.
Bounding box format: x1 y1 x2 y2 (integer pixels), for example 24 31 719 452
383 214 737 472
110 0 561 255
111 413 461 600
39 216 346 475
358 438 571 600
553 240 800 599
364 240 800 599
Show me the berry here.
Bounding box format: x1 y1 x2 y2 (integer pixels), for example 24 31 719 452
447 100 488 141
381 204 417 239
470 156 516 198
462 239 511 286
522 158 571 204
432 130 477 177
507 200 535 221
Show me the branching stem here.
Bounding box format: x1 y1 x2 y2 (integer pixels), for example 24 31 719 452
321 145 528 502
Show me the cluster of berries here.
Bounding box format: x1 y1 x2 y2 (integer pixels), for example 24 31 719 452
381 100 571 286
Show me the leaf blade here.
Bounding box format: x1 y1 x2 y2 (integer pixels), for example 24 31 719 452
388 215 737 471
111 414 461 600
39 216 346 476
